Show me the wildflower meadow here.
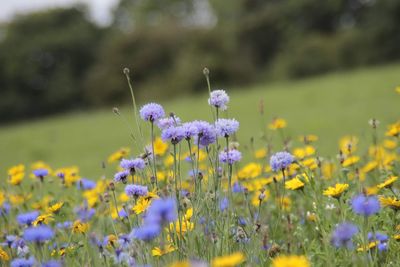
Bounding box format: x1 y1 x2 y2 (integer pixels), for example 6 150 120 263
1 68 400 267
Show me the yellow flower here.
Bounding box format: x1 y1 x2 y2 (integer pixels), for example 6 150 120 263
72 220 89 234
379 196 400 210
8 164 25 176
251 189 270 206
396 86 400 94
285 177 305 190
154 137 168 156
364 186 379 196
254 148 267 159
119 193 130 202
33 213 54 226
306 211 317 222
276 196 292 211
169 220 194 236
0 191 5 206
323 184 349 198
342 156 360 167
152 244 176 256
377 175 398 189
8 172 24 185
293 146 315 159
301 158 318 170
0 247 10 261
299 134 318 143
386 121 400 137
339 136 358 154
383 139 397 150
9 194 31 206
272 255 310 267
212 252 245 267
32 196 52 210
47 202 64 213
237 163 262 179
105 234 118 248
164 155 174 167
361 161 378 173
132 197 151 214
321 162 335 179
269 118 287 130
107 147 130 163
357 241 379 252
55 166 80 187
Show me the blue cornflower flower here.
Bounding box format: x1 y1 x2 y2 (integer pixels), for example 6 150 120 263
118 208 128 219
157 115 181 130
23 226 54 243
130 224 161 241
17 211 39 226
368 232 388 252
139 103 165 122
145 198 177 225
232 182 245 193
120 158 146 173
215 118 239 137
331 222 358 248
118 234 131 249
208 90 229 110
270 151 294 171
11 257 35 267
56 221 72 229
125 184 148 198
219 197 229 212
4 235 17 247
75 207 95 222
77 178 96 190
351 194 380 216
219 149 242 165
114 170 130 184
193 120 216 147
161 125 185 144
42 260 62 267
0 202 11 216
33 168 49 178
181 122 199 140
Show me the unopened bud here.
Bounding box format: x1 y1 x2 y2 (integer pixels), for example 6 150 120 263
123 68 130 75
203 67 209 76
113 107 120 115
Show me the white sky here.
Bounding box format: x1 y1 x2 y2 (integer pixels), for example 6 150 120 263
0 0 120 26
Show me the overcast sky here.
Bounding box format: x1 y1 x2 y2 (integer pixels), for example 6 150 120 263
0 0 120 26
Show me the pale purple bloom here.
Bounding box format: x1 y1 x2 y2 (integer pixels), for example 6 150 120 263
161 126 185 144
219 149 242 164
23 226 54 243
215 118 239 137
157 115 181 130
114 170 130 183
139 103 165 122
208 90 229 110
11 257 35 267
182 122 199 140
42 260 62 267
145 198 177 225
331 222 358 248
17 211 39 226
130 224 161 241
219 197 229 211
351 194 380 216
270 151 294 171
125 184 148 197
193 120 216 147
120 158 146 172
77 178 96 190
33 168 48 178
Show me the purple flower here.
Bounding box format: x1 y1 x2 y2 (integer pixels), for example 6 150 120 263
270 151 294 171
331 222 358 248
161 126 185 144
125 184 148 197
208 90 229 110
232 182 245 193
139 103 165 122
56 221 72 229
219 197 229 212
120 158 146 173
219 149 242 165
181 122 199 140
130 224 161 241
17 211 39 226
11 257 35 267
193 120 216 147
0 202 11 216
23 226 54 243
145 198 177 225
215 118 239 137
351 194 380 216
77 178 96 190
75 207 95 222
114 170 130 184
157 115 181 130
42 260 62 267
33 168 48 178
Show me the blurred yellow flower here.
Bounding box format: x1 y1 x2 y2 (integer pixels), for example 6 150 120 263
237 163 262 179
0 191 5 206
357 241 379 252
396 86 400 94
154 137 168 156
299 134 318 143
342 156 360 167
252 189 270 206
107 147 130 163
285 177 305 190
33 213 54 226
272 255 310 267
377 175 398 189
379 196 400 210
212 252 245 267
164 155 174 167
364 186 379 196
339 136 358 154
47 202 64 214
301 158 318 170
361 161 378 173
322 162 335 179
383 139 397 150
10 194 31 206
72 220 89 234
8 164 25 176
254 148 267 159
276 196 292 211
323 183 349 198
269 118 287 130
0 247 9 261
293 146 315 159
386 121 400 137
8 172 24 185
152 244 175 256
132 197 151 214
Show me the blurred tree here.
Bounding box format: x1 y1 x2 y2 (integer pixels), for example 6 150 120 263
0 7 103 121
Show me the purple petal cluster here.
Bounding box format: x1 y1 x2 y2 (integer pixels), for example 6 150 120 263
331 222 358 248
161 126 185 144
17 211 39 226
11 257 36 267
125 184 148 197
181 122 199 140
219 149 242 164
23 226 54 243
219 197 229 212
270 151 294 171
130 224 161 242
157 115 181 130
193 120 216 147
120 158 146 172
77 178 96 190
208 90 229 110
351 194 380 216
215 118 239 137
42 260 62 267
114 170 130 183
139 103 165 122
33 168 49 178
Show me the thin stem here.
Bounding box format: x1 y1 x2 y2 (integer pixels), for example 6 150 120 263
150 121 158 186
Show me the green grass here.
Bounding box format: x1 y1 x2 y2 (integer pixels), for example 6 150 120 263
0 64 399 177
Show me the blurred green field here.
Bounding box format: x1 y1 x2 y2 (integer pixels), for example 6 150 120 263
0 64 399 178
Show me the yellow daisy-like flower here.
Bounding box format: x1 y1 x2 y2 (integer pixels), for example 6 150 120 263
132 197 151 214
293 146 315 159
285 177 305 190
299 134 318 143
47 202 64 214
152 244 176 257
105 234 118 248
276 196 292 211
364 186 379 196
154 137 168 156
396 86 400 94
107 147 130 163
386 121 400 137
33 213 54 226
0 191 5 206
379 196 400 210
212 251 245 267
269 118 287 130
169 219 194 236
342 156 360 167
72 220 89 234
251 189 270 206
357 241 379 252
0 247 10 261
383 139 397 150
377 175 398 189
164 155 174 167
301 158 318 170
254 148 267 159
361 161 378 173
8 164 25 176
321 162 335 179
10 194 31 206
8 172 24 185
339 136 358 154
323 183 349 198
237 163 262 179
272 255 310 267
